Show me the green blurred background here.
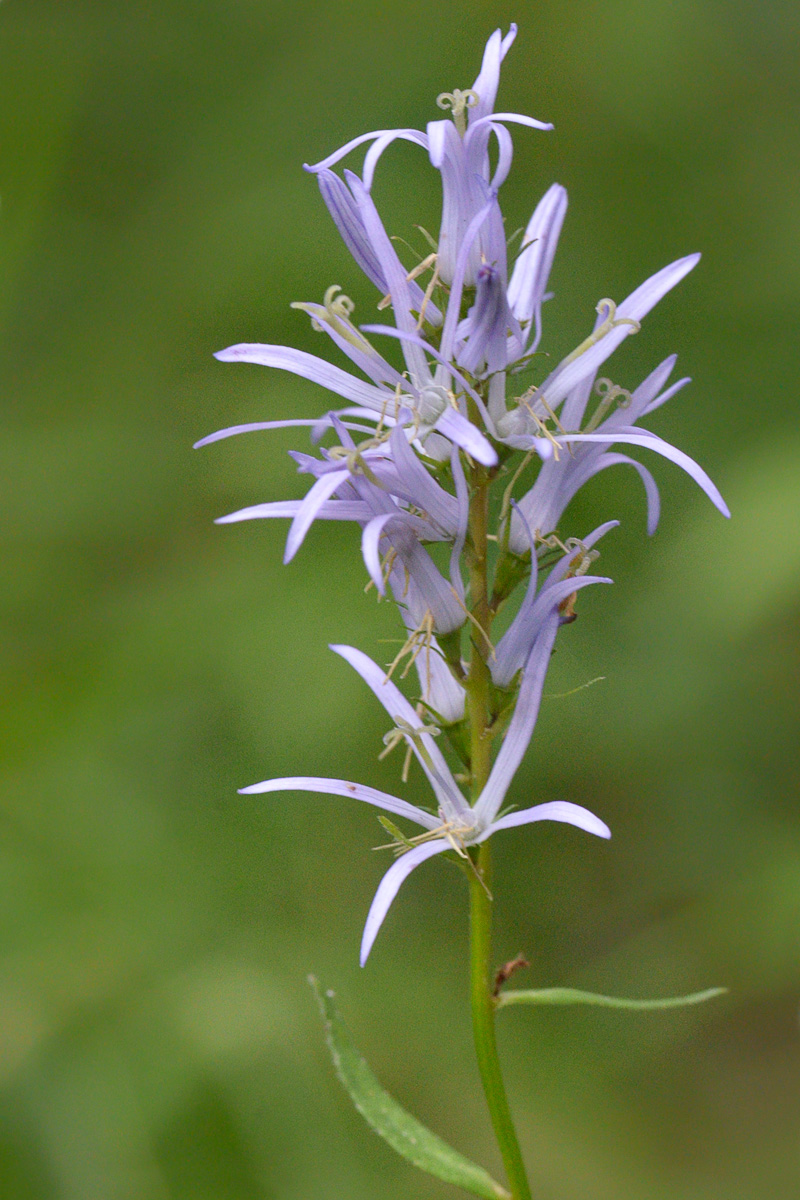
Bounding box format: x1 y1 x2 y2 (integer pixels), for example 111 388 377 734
2 0 799 1196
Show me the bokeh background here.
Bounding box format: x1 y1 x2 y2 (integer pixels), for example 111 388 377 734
2 0 799 1196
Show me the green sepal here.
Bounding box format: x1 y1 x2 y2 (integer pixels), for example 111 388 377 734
442 716 472 771
437 626 465 676
310 977 511 1200
491 549 531 613
487 678 520 738
375 815 417 851
495 986 727 1012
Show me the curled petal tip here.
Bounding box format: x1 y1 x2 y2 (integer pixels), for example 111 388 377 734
534 438 554 461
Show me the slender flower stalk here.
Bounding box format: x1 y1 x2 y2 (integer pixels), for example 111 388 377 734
200 22 728 1198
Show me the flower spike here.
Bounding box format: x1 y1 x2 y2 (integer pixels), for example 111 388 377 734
207 23 727 979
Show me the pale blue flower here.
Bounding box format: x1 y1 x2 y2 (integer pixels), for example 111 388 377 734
240 643 610 964
505 348 729 553
307 25 552 286
492 520 616 688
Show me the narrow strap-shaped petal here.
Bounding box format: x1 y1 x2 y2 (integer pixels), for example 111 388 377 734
498 514 616 678
478 801 610 841
294 301 405 389
486 122 514 195
304 128 428 177
622 354 677 423
576 356 686 441
238 775 439 829
507 184 568 354
469 25 516 122
410 632 466 724
499 24 517 56
387 424 460 534
362 513 395 595
194 417 375 449
469 113 554 134
449 443 469 601
392 533 466 635
361 840 451 965
568 452 662 536
316 168 388 292
195 419 333 449
505 457 566 553
559 369 598 432
362 129 429 190
558 430 729 517
439 194 501 364
285 470 349 562
216 499 373 525
346 173 429 384
427 115 462 170
330 644 470 821
436 408 497 467
313 405 399 435
344 467 449 542
474 616 560 825
214 343 395 412
641 374 691 417
430 129 500 288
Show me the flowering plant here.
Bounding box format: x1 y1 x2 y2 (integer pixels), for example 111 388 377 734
199 25 727 1200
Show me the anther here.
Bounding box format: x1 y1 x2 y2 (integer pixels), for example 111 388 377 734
378 712 441 783
519 399 563 459
384 611 437 683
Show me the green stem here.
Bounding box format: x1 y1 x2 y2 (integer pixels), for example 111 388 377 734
466 468 533 1200
469 847 532 1200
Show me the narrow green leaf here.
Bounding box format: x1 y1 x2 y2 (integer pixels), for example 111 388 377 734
496 986 727 1012
309 976 511 1200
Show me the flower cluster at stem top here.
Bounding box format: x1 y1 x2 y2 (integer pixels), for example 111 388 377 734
198 24 729 964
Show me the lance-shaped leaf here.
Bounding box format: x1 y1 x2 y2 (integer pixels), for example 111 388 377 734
496 986 727 1012
310 977 511 1200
